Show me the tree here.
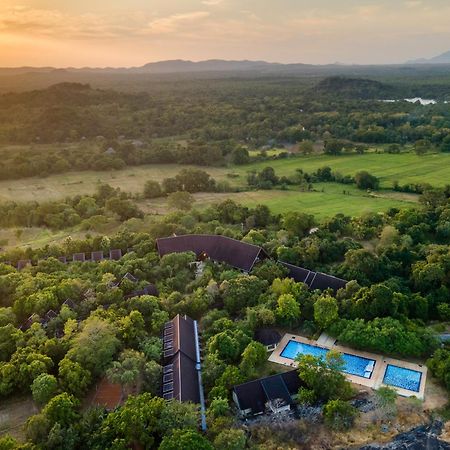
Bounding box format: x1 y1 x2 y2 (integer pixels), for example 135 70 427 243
31 373 58 406
324 139 344 155
298 140 314 155
106 349 145 398
414 139 430 155
296 351 353 402
240 341 267 375
42 393 79 428
159 429 213 450
167 191 195 211
213 429 246 450
276 294 301 326
0 324 22 361
314 295 339 329
67 317 119 376
232 147 250 165
282 211 315 237
354 171 379 190
323 399 358 430
105 198 143 221
58 358 91 397
143 180 162 199
208 329 251 363
0 435 18 450
222 275 267 314
158 401 199 437
374 386 397 420
98 393 165 449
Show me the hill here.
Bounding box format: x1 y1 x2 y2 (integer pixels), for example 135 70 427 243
407 50 450 64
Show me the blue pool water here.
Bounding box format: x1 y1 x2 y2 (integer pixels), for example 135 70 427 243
383 364 422 392
280 340 376 379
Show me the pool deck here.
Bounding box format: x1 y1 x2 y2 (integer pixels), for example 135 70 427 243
269 333 427 400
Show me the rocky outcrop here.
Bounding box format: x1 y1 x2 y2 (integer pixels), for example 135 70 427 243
360 421 450 450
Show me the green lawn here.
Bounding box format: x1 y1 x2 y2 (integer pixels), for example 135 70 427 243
234 152 450 188
140 183 417 220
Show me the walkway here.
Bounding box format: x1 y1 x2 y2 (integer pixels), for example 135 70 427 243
269 333 427 400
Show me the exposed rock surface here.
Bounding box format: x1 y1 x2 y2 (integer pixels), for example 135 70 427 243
360 421 450 449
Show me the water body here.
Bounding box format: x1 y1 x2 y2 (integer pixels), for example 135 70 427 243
381 98 438 105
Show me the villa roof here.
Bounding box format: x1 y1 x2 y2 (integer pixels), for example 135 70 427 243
309 272 347 292
162 314 202 406
254 328 281 346
171 351 200 403
233 370 302 415
156 234 269 272
279 261 347 293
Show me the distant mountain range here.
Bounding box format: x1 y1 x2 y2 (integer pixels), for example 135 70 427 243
1 54 450 76
407 50 450 64
0 59 310 75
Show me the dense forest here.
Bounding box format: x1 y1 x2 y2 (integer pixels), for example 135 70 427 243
0 70 450 449
1 183 450 448
0 76 449 180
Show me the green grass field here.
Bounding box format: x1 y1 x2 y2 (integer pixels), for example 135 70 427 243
234 151 450 188
0 151 446 203
140 183 417 219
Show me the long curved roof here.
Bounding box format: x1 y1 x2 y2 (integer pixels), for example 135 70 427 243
156 234 268 272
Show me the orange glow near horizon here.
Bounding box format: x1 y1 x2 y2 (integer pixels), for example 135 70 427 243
0 1 450 67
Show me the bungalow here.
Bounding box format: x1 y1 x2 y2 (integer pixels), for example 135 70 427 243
162 314 206 430
280 261 347 293
233 370 302 417
254 328 281 352
156 234 269 273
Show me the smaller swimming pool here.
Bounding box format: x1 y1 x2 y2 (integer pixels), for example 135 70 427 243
280 340 376 379
383 364 422 392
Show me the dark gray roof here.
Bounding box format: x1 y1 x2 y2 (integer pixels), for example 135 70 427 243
156 234 268 272
162 314 201 405
254 329 281 346
279 261 347 293
309 272 347 292
233 370 302 415
172 351 200 403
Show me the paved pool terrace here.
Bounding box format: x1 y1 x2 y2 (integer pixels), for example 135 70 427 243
269 334 427 400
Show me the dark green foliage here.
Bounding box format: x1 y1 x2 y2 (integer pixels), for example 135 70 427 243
330 318 438 357
323 399 358 430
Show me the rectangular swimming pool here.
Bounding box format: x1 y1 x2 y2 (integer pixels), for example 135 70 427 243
383 364 422 392
280 340 376 379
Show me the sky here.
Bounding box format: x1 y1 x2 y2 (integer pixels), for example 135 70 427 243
0 0 450 67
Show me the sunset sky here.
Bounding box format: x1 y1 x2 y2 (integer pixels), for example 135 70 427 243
1 0 450 67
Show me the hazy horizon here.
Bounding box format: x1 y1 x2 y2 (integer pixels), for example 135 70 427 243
1 0 450 67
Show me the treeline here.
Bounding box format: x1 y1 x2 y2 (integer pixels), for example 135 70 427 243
247 165 379 190
1 81 450 168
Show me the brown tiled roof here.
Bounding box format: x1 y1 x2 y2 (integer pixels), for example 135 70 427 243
156 234 268 272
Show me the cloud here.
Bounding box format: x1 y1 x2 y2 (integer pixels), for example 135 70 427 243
201 0 224 5
142 11 210 35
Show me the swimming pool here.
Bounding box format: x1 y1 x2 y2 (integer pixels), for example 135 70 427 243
280 340 376 379
383 364 422 392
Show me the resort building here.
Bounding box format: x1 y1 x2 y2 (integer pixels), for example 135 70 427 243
156 234 348 292
233 370 302 417
156 234 269 273
162 314 207 430
280 261 347 293
254 328 282 352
